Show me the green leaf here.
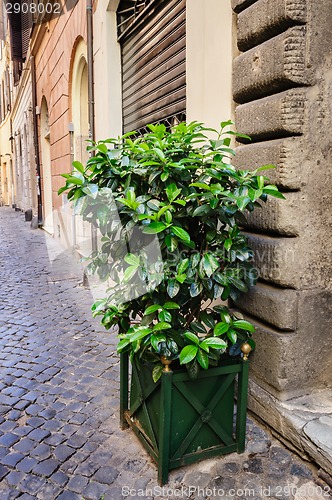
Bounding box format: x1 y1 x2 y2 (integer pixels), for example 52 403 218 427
82 183 98 199
200 337 227 349
117 338 130 353
152 363 164 382
158 309 172 323
190 322 206 334
167 279 180 298
124 253 140 267
58 186 68 195
178 258 189 275
263 188 286 199
227 329 237 344
255 164 276 173
165 235 178 251
224 239 232 251
144 304 161 315
166 183 182 202
214 322 230 336
190 282 203 297
184 332 200 345
163 302 180 310
233 320 255 332
129 327 152 342
171 226 191 243
72 160 85 174
203 253 220 277
179 345 198 365
193 204 210 217
229 277 248 292
165 210 172 223
200 312 216 330
123 266 138 282
65 175 84 186
142 222 167 234
153 322 172 331
197 349 209 370
160 172 169 181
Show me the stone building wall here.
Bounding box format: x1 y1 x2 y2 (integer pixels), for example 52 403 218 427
232 0 332 473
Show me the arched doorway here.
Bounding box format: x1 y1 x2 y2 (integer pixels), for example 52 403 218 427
70 39 91 256
40 97 53 234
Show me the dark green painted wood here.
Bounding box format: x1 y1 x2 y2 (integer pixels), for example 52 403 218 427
122 358 250 484
158 370 173 485
236 360 249 453
120 352 129 429
170 443 238 469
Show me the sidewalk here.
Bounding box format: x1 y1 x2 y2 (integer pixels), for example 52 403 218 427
0 207 329 499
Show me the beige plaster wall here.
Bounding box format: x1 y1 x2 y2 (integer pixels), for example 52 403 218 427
186 0 235 129
93 0 122 141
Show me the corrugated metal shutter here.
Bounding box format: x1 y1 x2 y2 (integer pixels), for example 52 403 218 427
118 0 186 133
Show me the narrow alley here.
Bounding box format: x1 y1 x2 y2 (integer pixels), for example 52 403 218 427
0 207 328 499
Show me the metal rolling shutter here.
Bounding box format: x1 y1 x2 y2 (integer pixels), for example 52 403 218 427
118 0 186 133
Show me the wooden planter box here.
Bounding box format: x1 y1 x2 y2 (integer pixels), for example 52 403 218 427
120 353 249 484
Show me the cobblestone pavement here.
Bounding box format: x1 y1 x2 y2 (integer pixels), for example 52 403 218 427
0 207 329 500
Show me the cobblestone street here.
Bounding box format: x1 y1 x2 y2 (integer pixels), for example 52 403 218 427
0 207 328 499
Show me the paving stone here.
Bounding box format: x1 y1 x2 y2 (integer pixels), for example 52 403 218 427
0 463 9 480
30 443 51 460
26 417 45 428
16 457 38 473
43 433 66 446
53 444 76 462
5 470 25 486
0 420 18 432
35 481 62 499
93 465 120 484
82 481 109 499
57 492 81 500
123 458 145 473
66 474 89 493
20 474 47 495
27 428 50 442
13 437 36 454
12 425 33 437
33 458 61 477
50 470 69 487
243 457 264 474
0 432 20 447
66 433 87 449
290 463 313 478
1 452 24 467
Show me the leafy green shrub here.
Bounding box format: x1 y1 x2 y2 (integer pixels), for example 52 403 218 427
59 121 284 381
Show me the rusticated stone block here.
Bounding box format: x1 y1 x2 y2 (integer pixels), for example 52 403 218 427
233 137 303 190
237 0 307 52
235 88 307 140
232 0 258 13
235 281 298 330
234 27 309 104
248 320 296 394
245 192 301 236
248 289 332 396
247 233 300 288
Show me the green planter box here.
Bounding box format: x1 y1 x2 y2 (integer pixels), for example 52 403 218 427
120 353 249 484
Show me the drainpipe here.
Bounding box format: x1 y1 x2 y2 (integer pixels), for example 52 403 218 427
30 55 43 225
87 0 95 143
87 0 97 253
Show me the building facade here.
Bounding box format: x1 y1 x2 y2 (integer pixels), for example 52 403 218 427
1 0 331 476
